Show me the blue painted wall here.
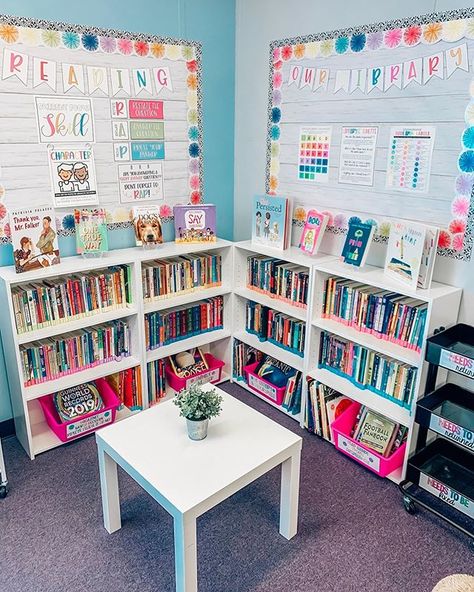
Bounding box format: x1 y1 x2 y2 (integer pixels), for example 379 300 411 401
0 0 235 422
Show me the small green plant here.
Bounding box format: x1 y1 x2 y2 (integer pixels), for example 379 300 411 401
173 385 223 421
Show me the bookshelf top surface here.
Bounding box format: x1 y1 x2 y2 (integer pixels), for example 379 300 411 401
0 238 233 285
234 240 335 268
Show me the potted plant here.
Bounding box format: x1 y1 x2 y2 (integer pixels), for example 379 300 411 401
173 384 223 440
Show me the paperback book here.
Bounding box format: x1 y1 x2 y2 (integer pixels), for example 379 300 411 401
341 221 375 267
133 205 163 246
353 409 399 456
298 210 329 255
53 382 103 423
10 206 60 274
174 204 216 243
252 195 291 250
74 208 108 255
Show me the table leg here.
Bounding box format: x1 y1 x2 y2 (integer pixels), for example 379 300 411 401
97 444 121 534
279 449 301 540
174 513 197 592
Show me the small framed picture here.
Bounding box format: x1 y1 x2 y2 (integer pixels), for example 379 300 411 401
168 347 209 378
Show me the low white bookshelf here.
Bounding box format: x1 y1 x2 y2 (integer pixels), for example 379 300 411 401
0 239 233 459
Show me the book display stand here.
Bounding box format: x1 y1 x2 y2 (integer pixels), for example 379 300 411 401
400 324 474 546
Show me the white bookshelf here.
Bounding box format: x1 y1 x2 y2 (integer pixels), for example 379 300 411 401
0 239 233 459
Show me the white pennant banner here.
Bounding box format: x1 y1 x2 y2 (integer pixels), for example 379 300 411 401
287 65 301 87
402 58 422 88
423 52 444 84
299 67 315 89
87 66 109 95
313 68 329 91
33 57 56 90
153 67 173 93
2 48 29 85
384 63 402 91
446 43 469 78
133 68 152 95
62 64 85 94
367 67 384 93
334 69 350 94
110 68 131 96
349 69 367 93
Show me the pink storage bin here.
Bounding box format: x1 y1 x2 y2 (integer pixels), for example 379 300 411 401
38 377 121 443
243 361 287 406
330 401 406 478
166 353 225 391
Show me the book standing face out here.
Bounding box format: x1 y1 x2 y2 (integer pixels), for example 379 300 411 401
252 195 291 250
341 221 375 267
299 210 329 255
133 205 163 247
173 204 216 243
74 208 108 255
384 219 428 289
10 206 60 274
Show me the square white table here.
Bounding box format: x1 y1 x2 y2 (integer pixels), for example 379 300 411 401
96 385 302 592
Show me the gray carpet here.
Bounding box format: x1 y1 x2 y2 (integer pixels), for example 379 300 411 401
1 382 473 592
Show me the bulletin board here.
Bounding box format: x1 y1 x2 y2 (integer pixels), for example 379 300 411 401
0 14 202 244
266 8 474 261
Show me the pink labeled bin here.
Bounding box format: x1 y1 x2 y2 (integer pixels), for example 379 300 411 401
243 361 287 406
38 377 121 443
330 401 406 478
166 353 225 391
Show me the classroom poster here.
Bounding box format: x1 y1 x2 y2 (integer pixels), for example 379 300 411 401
35 96 95 144
338 127 378 186
48 146 99 207
118 163 164 203
298 126 332 183
385 126 436 194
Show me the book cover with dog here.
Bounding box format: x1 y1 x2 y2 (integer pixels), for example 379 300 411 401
133 206 163 247
251 195 290 251
10 206 60 274
173 204 216 243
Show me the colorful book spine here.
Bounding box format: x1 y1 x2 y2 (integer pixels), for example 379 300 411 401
145 295 224 350
321 277 427 351
105 367 143 411
318 332 417 408
142 253 222 302
232 339 264 380
20 320 131 386
146 359 167 405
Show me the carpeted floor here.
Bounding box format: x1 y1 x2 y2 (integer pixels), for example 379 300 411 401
1 381 473 592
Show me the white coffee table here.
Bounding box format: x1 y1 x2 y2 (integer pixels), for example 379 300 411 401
96 385 302 592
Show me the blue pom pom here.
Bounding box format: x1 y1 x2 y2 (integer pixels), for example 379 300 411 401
350 34 366 53
459 150 474 173
188 143 200 158
271 107 281 123
335 37 349 54
348 216 362 225
462 127 474 149
62 214 75 230
271 125 280 141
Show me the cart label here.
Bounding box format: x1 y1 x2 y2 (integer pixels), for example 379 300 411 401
66 409 113 439
337 434 381 472
429 415 474 451
419 473 474 519
439 349 474 378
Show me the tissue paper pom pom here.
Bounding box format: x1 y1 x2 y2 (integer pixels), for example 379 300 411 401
459 150 474 173
335 37 349 54
320 39 334 56
190 191 201 204
0 24 18 44
62 214 75 230
3 222 10 237
422 22 442 44
42 30 61 47
365 218 378 232
348 215 362 225
462 127 474 149
189 175 200 190
293 207 306 222
403 25 422 46
151 42 165 58
378 221 391 237
159 204 172 218
293 44 305 59
449 218 466 234
0 204 6 220
350 34 366 53
187 60 197 73
188 126 199 141
117 38 133 55
452 233 465 251
100 36 116 53
273 72 282 88
271 125 280 141
269 176 278 191
451 196 470 218
367 32 383 50
81 33 98 51
321 211 334 226
281 45 293 60
62 31 80 49
384 28 402 48
271 107 281 123
188 142 200 158
334 213 347 228
438 230 451 248
189 159 199 174
455 173 474 196
272 90 282 105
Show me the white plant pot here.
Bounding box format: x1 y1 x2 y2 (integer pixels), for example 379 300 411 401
186 418 209 441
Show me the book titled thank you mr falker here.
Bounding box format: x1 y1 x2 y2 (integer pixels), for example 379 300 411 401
252 195 290 251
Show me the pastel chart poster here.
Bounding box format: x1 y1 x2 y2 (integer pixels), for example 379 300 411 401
48 146 99 207
118 163 164 203
339 127 378 186
298 126 332 183
35 96 95 144
386 127 436 194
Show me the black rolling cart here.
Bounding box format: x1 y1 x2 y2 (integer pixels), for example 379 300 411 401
399 323 474 547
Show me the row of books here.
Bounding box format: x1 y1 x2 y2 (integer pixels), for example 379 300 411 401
245 301 306 356
321 277 427 351
350 405 408 457
319 331 417 406
20 320 131 386
142 252 222 302
145 296 224 350
282 370 302 415
105 366 143 411
304 380 352 442
247 255 309 307
232 340 264 380
12 266 131 335
147 359 167 405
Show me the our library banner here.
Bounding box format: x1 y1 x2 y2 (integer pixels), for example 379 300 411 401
0 14 203 250
266 8 474 261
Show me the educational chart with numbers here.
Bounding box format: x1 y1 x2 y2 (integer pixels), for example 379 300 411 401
266 8 474 261
0 14 203 249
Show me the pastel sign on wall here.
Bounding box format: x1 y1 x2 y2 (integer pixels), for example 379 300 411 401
118 162 164 203
130 121 164 141
129 100 164 119
35 96 94 143
48 146 99 207
131 142 165 161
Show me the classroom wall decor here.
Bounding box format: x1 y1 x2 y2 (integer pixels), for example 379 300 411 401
266 8 474 261
0 14 203 248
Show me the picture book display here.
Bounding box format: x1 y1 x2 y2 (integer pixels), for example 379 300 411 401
173 205 216 243
74 208 108 255
384 220 428 289
252 195 291 250
298 210 329 255
133 205 163 247
53 382 103 423
10 206 60 274
341 221 375 267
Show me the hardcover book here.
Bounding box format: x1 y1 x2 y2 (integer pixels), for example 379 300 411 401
10 205 60 274
298 209 329 255
173 204 216 243
341 221 375 267
53 382 103 423
252 195 291 250
74 208 108 255
417 226 439 290
384 220 426 289
354 409 398 456
132 205 163 247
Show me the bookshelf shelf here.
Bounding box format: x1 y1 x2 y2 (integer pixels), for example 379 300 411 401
144 285 232 314
233 330 304 372
146 329 232 363
235 378 301 422
234 286 307 322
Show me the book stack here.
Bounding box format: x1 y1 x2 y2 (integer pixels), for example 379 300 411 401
245 301 306 356
319 331 417 407
145 295 224 350
350 405 408 457
246 255 309 307
232 339 264 380
105 367 143 411
142 253 222 301
147 360 167 404
20 320 131 386
304 380 351 441
322 277 427 351
12 266 131 334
